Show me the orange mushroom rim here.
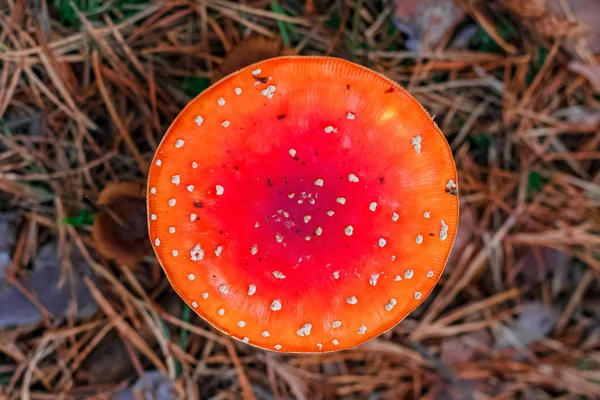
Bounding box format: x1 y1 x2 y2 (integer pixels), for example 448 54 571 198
147 56 459 353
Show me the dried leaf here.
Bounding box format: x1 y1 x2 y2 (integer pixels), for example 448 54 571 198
568 62 600 93
496 302 558 349
394 0 465 51
112 370 176 400
441 329 492 364
446 206 476 270
0 242 98 328
31 242 98 318
0 213 20 278
548 0 600 53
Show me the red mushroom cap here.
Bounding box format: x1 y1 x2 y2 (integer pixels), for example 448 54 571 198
147 57 458 353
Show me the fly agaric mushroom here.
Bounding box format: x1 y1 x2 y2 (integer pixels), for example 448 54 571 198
147 57 458 353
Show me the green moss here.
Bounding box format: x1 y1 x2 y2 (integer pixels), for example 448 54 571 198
181 77 211 97
62 208 94 227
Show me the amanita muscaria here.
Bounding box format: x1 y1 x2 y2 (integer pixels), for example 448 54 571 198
147 57 458 352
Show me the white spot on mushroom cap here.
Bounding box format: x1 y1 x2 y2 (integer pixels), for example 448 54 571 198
314 178 324 187
391 255 396 261
385 298 397 311
221 120 230 128
378 238 387 248
427 270 434 278
415 292 422 300
347 112 355 120
251 68 262 75
168 198 176 207
289 149 296 157
305 236 311 241
288 193 295 199
202 292 208 299
440 220 449 241
194 115 204 126
190 244 204 261
155 159 162 166
154 238 160 246
217 97 225 106
447 179 457 189
275 233 284 243
296 323 312 336
151 214 157 221
234 87 242 95
333 271 340 279
324 126 337 133
175 139 185 148
242 337 249 343
192 162 198 169
327 210 334 216
219 284 229 294
332 339 340 345
262 331 270 337
215 246 223 257
346 296 358 305
317 343 323 349
261 85 276 98
348 173 359 182
218 308 225 316
187 273 195 281
411 135 422 153
190 213 197 222
192 301 198 308
358 325 367 335
171 175 180 186
369 273 379 286
405 270 414 279
314 226 323 236
336 197 346 205
247 285 256 296
424 212 431 218
274 344 282 350
332 321 342 328
150 187 156 194
369 202 377 212
416 235 424 244
251 245 258 255
344 225 354 236
303 215 311 223
237 320 246 327
270 300 282 311
392 212 399 222
215 185 224 195
171 250 178 257
273 271 286 279
394 275 401 281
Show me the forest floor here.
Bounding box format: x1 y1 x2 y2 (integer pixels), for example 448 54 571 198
0 0 599 399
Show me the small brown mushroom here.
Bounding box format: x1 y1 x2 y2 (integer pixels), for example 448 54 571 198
92 182 150 266
212 36 295 83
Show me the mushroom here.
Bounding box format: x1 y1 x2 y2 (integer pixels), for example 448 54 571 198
211 37 296 84
93 182 150 265
147 57 458 353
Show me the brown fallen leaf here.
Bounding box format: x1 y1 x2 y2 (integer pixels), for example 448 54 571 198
568 61 600 93
394 0 466 51
548 0 600 54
